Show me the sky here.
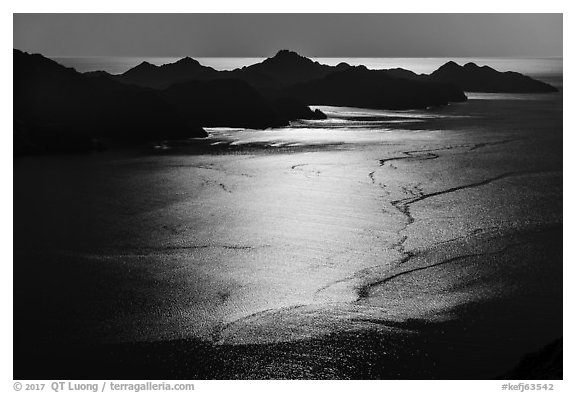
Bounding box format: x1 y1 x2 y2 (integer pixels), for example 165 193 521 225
13 14 562 58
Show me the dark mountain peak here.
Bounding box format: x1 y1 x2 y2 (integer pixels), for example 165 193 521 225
131 61 157 71
14 48 47 65
464 62 486 70
14 49 44 64
380 67 422 81
173 56 201 67
14 48 79 78
240 49 335 86
266 50 315 66
116 56 218 89
429 60 557 93
333 65 371 76
273 49 305 59
321 65 392 84
120 61 159 79
437 61 461 71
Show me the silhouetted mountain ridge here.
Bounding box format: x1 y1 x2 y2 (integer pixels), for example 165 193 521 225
284 65 467 110
111 51 556 95
14 49 207 154
14 49 326 153
107 50 469 109
240 49 342 86
110 50 343 90
119 58 219 89
427 61 558 93
16 49 558 154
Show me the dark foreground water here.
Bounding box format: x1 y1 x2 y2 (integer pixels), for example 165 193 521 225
14 84 562 379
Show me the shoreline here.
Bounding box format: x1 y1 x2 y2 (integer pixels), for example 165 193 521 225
14 95 562 379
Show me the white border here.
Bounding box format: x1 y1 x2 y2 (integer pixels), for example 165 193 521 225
3 3 571 392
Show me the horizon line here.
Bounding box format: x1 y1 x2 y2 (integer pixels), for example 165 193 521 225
44 54 564 60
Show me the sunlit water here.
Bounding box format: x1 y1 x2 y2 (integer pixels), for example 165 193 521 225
15 59 562 350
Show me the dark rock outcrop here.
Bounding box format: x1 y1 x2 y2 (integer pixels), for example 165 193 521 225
118 57 220 89
271 97 327 121
284 65 467 110
14 49 206 154
378 62 558 93
427 61 558 93
380 67 426 81
159 78 327 129
160 79 289 129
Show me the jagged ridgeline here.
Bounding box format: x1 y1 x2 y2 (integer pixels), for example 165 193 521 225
105 49 469 110
14 49 557 154
14 50 208 153
427 61 558 93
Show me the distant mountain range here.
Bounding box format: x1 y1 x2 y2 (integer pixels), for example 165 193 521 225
427 61 558 93
104 50 557 94
14 49 558 154
99 50 347 90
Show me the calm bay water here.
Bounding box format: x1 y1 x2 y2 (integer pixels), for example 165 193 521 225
15 89 562 343
15 55 563 378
